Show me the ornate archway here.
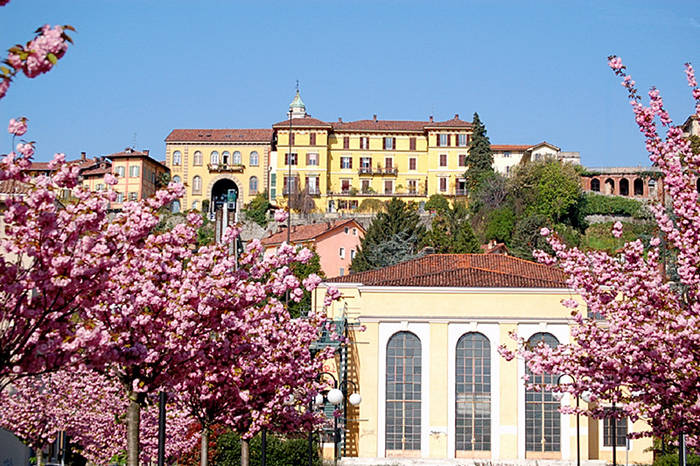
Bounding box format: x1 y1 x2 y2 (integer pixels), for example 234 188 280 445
206 174 245 214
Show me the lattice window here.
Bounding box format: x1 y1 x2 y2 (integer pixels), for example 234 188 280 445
386 331 421 453
456 332 491 452
525 333 560 453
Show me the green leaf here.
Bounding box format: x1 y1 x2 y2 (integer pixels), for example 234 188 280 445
47 53 57 65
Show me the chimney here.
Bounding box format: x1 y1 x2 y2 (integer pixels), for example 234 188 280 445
454 113 459 119
429 115 434 122
338 117 342 122
143 149 149 156
373 114 377 122
81 151 86 161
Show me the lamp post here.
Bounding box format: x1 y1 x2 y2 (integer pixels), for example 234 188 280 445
310 372 362 465
553 375 592 466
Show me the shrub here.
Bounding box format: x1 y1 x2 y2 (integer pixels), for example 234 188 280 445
244 192 271 227
653 453 700 466
214 430 321 466
357 198 385 212
424 194 450 214
580 193 647 218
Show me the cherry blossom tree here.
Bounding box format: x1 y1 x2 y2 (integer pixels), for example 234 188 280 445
500 59 700 448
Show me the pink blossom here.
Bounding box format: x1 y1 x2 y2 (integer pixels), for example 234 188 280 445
15 142 34 157
8 117 28 136
274 209 289 223
104 173 117 185
611 221 623 238
540 227 550 236
0 78 9 99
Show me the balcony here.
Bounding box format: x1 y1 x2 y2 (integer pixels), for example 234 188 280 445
208 163 245 173
330 190 427 198
357 166 398 176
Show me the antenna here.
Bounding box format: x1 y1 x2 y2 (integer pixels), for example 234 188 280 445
296 80 300 93
132 132 137 149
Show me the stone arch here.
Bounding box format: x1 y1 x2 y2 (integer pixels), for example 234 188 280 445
205 174 245 213
605 178 615 195
619 178 629 196
634 178 644 196
591 178 600 192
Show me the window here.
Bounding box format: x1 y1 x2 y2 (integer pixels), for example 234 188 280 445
192 200 198 210
439 177 448 193
192 176 202 195
116 192 124 202
456 332 491 453
361 179 371 193
344 227 349 234
210 151 219 165
341 179 351 193
129 192 138 201
115 166 125 177
193 151 203 166
439 134 448 146
270 173 276 199
173 151 182 166
408 179 417 194
339 267 345 276
383 137 396 150
503 151 511 158
410 137 416 151
249 176 258 194
384 180 393 194
350 249 356 259
458 134 468 147
129 165 140 178
360 137 369 150
526 333 560 454
285 153 298 165
409 158 417 170
341 157 352 169
603 408 627 447
172 175 181 184
360 157 372 173
283 176 299 195
289 132 295 145
171 200 181 213
249 151 259 166
386 332 421 454
222 151 230 164
307 153 319 166
353 228 357 236
339 247 345 259
458 154 467 167
309 133 316 145
306 176 319 195
233 151 242 165
385 157 393 170
343 136 350 149
440 154 447 167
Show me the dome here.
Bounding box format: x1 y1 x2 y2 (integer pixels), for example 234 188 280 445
289 90 305 110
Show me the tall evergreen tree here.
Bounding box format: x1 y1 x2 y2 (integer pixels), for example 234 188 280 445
465 112 494 192
350 198 425 273
421 201 480 254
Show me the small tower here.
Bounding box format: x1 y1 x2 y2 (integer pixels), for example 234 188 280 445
289 82 307 119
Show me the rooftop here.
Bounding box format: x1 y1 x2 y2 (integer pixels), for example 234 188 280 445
165 129 274 143
261 218 364 246
327 254 567 288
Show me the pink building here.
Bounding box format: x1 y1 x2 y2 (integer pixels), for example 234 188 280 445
261 218 365 277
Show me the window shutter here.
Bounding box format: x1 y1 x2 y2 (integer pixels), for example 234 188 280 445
447 134 451 146
393 137 396 150
436 134 440 147
382 138 386 150
349 157 353 169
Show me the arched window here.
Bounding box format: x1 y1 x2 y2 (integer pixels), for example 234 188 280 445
192 176 202 195
222 151 230 165
250 151 259 166
619 178 629 196
525 332 560 455
172 151 181 166
233 151 242 165
192 200 198 210
634 178 644 196
605 178 615 195
456 332 491 454
193 151 203 166
171 200 181 213
249 176 258 195
591 178 600 192
386 331 421 455
172 175 181 184
210 151 219 165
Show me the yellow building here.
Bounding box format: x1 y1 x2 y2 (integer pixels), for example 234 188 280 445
164 129 272 215
314 254 653 464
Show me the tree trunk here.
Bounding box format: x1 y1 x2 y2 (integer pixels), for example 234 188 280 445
127 392 141 466
200 426 209 466
36 448 43 466
241 438 250 466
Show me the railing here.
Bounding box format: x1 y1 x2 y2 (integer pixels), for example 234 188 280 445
330 190 428 198
357 166 398 176
208 163 245 172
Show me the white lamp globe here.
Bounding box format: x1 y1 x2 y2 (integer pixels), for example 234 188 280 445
552 391 565 401
327 388 344 405
348 392 362 406
314 393 324 407
581 390 593 403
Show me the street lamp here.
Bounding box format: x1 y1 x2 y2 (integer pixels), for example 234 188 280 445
553 375 592 466
310 372 362 465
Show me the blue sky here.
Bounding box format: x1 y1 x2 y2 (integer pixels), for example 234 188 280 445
1 1 698 167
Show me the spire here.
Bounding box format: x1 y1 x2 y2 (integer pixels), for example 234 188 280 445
288 81 307 119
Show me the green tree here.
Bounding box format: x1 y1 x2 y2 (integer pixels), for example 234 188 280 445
483 205 516 245
421 202 480 253
424 194 450 214
244 192 271 228
509 214 550 261
287 248 325 318
464 112 494 192
351 198 425 272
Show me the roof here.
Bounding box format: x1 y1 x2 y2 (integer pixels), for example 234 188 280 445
261 218 365 246
290 90 305 109
81 166 112 177
0 179 32 195
327 254 567 288
272 117 332 129
107 148 169 171
332 115 472 132
491 144 532 152
165 129 273 143
531 141 561 151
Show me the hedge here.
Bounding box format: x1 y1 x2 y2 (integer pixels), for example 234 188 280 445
580 193 647 218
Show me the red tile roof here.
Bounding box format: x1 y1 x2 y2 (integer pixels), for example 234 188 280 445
81 166 112 176
332 116 472 132
0 179 32 195
165 129 273 143
491 144 532 152
261 218 365 246
327 254 567 288
272 117 332 129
